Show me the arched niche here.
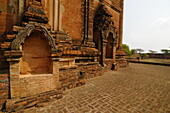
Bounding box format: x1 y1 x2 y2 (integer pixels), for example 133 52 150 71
93 5 118 66
11 24 56 51
20 30 52 75
8 25 61 98
106 32 114 59
10 24 58 75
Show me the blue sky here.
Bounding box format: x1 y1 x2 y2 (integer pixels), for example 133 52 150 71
123 0 170 53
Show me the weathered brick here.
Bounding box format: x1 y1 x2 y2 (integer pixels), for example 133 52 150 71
0 0 127 111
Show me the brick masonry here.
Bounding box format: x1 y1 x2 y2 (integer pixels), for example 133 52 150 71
14 63 170 113
104 59 116 71
0 0 127 112
0 74 9 109
59 68 85 90
78 63 103 79
19 74 58 97
59 63 103 90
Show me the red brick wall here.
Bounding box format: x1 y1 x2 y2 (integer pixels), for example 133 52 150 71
61 0 83 42
59 63 103 89
0 12 7 36
78 64 103 79
19 74 57 97
0 0 20 36
0 74 9 109
0 0 7 35
59 69 80 89
5 13 15 33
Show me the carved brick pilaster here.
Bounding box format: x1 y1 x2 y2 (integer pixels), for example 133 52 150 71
94 5 118 44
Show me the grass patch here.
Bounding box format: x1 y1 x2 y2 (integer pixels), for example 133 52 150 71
141 58 170 64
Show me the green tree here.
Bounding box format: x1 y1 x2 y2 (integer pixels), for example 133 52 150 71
140 53 149 59
131 49 137 54
149 50 157 54
161 49 170 59
161 49 170 54
122 44 131 56
136 48 144 54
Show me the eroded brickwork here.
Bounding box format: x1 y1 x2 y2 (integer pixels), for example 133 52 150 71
78 64 103 79
0 74 9 108
0 0 127 111
59 69 85 89
59 63 103 90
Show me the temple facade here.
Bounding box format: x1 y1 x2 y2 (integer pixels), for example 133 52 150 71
0 0 127 111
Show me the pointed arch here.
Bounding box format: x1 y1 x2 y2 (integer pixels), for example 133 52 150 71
11 24 56 51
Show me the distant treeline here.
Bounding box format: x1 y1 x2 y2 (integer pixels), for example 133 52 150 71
148 53 170 59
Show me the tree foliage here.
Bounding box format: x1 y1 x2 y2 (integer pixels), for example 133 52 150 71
140 53 149 58
149 50 157 53
161 49 170 54
122 44 131 56
131 49 137 54
136 48 144 53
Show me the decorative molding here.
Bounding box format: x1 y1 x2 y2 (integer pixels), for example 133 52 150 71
100 0 122 13
11 24 56 51
11 24 35 50
40 26 57 51
94 5 118 43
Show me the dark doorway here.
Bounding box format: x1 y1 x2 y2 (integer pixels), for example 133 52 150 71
106 32 114 58
93 28 103 65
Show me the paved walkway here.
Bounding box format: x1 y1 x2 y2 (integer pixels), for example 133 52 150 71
17 63 170 113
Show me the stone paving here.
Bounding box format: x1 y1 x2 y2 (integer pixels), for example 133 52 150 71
16 63 170 113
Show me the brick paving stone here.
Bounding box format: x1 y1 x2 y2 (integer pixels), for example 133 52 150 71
14 63 170 113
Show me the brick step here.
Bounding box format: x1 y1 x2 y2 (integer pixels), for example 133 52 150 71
0 42 11 49
6 34 16 40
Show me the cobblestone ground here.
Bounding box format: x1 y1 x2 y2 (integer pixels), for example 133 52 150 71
17 63 170 113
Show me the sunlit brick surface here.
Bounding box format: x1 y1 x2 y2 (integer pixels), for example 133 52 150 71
16 63 170 113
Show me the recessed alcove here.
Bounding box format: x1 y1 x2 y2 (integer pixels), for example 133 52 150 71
6 26 61 98
20 31 52 75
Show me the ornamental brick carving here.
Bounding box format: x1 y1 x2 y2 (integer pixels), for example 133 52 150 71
11 24 56 51
94 5 118 43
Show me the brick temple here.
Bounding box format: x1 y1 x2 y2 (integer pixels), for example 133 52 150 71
0 0 128 112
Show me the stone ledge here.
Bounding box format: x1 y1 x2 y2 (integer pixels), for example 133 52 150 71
19 74 53 78
59 65 78 70
76 62 99 66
